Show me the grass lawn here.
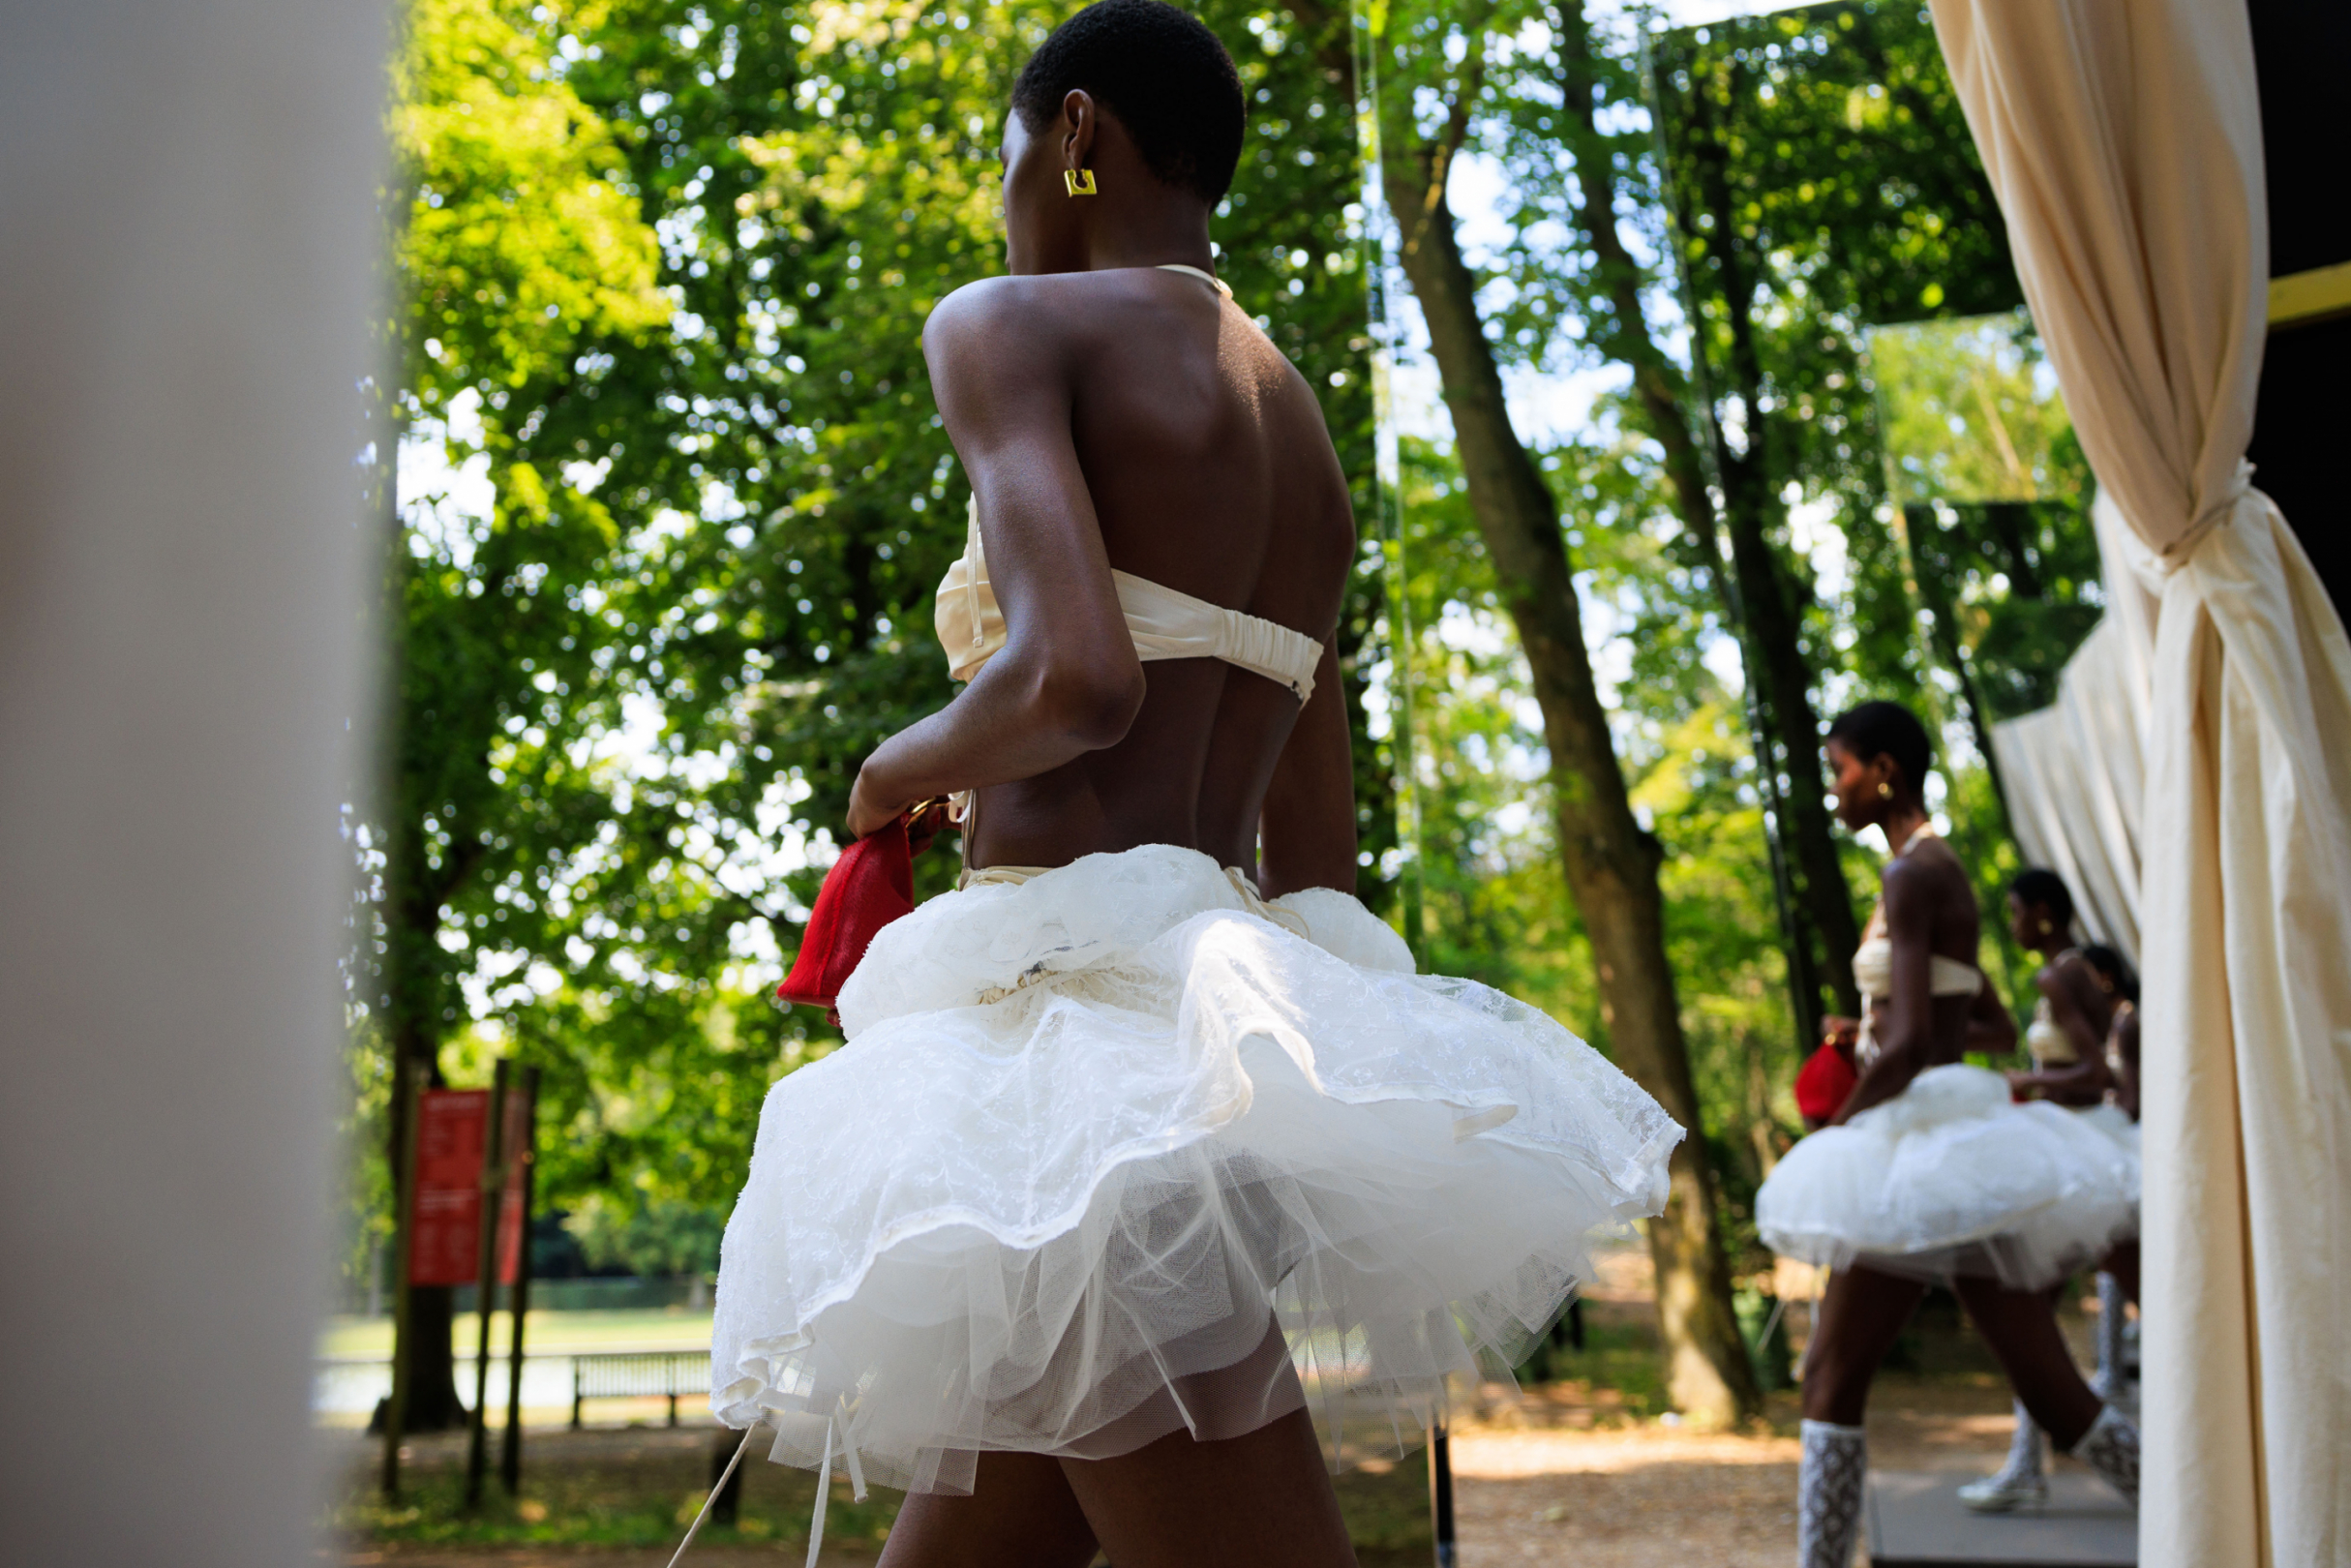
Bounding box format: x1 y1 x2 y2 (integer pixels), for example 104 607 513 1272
331 1425 1433 1565
321 1309 716 1360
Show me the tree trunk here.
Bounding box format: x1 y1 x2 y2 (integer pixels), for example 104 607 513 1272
1678 67 1862 1024
1386 157 1761 1428
379 1002 469 1432
377 587 471 1433
1552 2 1856 1036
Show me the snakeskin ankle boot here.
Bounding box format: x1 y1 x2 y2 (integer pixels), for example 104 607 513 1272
1958 1397 2048 1512
1798 1419 1868 1566
2068 1403 2140 1505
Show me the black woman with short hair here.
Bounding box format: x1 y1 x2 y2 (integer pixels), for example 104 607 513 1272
701 7 1680 1565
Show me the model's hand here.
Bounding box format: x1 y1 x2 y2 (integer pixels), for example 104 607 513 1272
846 768 907 841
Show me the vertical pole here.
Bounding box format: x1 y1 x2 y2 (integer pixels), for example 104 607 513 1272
464 1060 510 1509
1429 1421 1458 1568
1349 14 1449 1560
381 1062 425 1502
501 1066 538 1493
1350 0 1424 963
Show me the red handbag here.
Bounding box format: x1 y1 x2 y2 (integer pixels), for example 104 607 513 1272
1793 1040 1859 1125
777 800 949 1022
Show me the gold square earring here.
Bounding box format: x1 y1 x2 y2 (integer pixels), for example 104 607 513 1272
1065 168 1098 197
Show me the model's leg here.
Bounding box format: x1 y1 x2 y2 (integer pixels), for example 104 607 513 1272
1056 1406 1358 1568
1950 1278 2100 1446
2100 1242 2142 1402
877 1450 1100 1568
1801 1264 1926 1426
1960 1282 2063 1513
2102 1241 2140 1305
1797 1265 1925 1567
1952 1277 2138 1503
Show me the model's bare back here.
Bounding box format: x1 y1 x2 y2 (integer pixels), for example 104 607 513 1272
965 269 1353 870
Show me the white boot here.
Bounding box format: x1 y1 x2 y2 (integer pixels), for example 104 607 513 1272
2068 1403 2140 1505
1798 1419 1868 1567
1958 1397 2047 1512
2089 1273 2129 1401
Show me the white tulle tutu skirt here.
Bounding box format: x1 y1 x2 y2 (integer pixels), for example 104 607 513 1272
1757 1064 2137 1290
711 845 1679 1493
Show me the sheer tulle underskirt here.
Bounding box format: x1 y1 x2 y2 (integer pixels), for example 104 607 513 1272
1757 1064 2138 1290
710 845 1680 1493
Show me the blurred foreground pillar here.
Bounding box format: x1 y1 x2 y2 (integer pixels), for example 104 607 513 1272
0 3 385 1564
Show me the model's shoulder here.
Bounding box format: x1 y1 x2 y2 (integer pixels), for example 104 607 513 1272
924 274 1116 349
924 276 1049 347
1882 837 1964 900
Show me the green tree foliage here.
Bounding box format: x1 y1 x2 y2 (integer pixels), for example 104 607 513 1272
1397 423 1801 1268
566 1196 729 1279
1870 313 2101 720
368 0 676 1425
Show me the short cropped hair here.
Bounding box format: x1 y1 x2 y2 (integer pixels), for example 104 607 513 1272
1012 0 1247 204
1825 700 1933 797
2011 868 2076 929
2081 944 2139 1005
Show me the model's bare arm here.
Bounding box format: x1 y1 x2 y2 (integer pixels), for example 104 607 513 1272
1964 978 2018 1056
849 283 1147 836
1836 858 1940 1123
1257 638 1354 899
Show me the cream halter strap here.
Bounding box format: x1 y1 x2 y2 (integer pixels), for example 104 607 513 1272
1156 260 1234 298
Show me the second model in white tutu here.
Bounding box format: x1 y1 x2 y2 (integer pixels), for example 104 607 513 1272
712 844 1679 1493
1758 1062 2136 1289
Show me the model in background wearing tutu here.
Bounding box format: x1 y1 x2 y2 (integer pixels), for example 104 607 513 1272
1754 703 2141 1568
1958 875 2145 1513
2079 944 2141 1381
2082 947 2139 1124
2004 870 2118 1109
702 6 1681 1566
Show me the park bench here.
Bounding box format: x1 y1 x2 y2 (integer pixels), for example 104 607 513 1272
569 1348 711 1429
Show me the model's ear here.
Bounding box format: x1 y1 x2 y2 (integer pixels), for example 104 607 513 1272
1060 89 1097 168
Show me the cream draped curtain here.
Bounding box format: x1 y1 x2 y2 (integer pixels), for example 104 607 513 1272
1990 495 2160 966
1929 3 2351 1564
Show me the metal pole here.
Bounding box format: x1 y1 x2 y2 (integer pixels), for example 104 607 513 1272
381 1061 425 1502
1429 1420 1458 1568
1349 0 1426 965
464 1060 511 1508
501 1065 539 1493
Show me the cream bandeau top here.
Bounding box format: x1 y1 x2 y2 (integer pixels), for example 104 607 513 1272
931 264 1324 706
2025 958 2081 1068
1852 919 1985 1000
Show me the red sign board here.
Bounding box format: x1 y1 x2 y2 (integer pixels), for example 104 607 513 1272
408 1089 489 1286
407 1084 534 1288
